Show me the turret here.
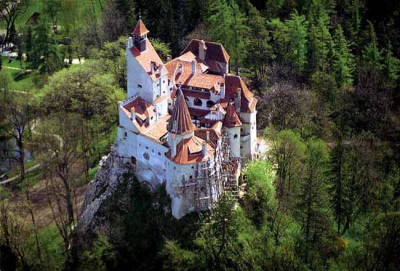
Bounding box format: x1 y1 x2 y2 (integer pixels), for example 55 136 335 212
132 16 149 52
167 88 196 157
223 102 242 158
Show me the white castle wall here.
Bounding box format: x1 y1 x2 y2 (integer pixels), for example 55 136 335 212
240 111 257 159
226 126 241 158
126 47 153 101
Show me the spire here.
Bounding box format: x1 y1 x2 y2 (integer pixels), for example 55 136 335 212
132 17 149 37
223 102 242 128
168 88 196 135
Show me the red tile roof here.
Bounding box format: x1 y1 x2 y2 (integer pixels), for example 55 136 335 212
130 39 165 81
132 19 149 36
223 102 242 128
224 75 256 113
188 107 209 118
195 128 222 144
167 88 196 134
181 39 230 65
166 136 214 164
123 97 155 121
182 89 211 99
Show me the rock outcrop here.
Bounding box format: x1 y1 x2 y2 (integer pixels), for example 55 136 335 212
76 147 134 237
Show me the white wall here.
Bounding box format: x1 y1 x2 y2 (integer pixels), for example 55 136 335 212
126 49 153 101
226 126 241 158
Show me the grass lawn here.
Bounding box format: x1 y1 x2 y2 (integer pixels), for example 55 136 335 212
2 57 36 92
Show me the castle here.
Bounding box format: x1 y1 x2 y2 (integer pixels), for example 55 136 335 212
115 19 258 218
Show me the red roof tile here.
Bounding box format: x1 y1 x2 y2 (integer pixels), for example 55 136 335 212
132 19 149 36
130 39 165 81
166 136 214 164
182 89 211 99
123 97 155 121
224 75 256 113
181 39 230 65
223 102 242 128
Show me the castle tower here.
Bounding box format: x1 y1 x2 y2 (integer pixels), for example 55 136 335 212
223 102 242 158
167 88 196 157
132 17 149 52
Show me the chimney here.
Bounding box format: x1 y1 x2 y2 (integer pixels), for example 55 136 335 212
220 83 225 99
126 37 133 49
206 130 210 142
171 137 177 157
150 61 156 74
166 55 172 62
130 108 135 120
159 64 164 76
178 63 184 74
235 88 241 113
199 40 206 61
191 60 196 74
235 65 240 76
202 142 207 156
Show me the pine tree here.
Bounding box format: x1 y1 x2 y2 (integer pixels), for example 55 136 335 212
308 17 332 72
332 25 355 87
296 139 333 264
383 43 400 88
208 0 248 69
362 21 383 71
269 11 309 74
286 11 309 73
244 4 274 86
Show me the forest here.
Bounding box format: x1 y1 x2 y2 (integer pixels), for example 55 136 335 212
0 0 399 270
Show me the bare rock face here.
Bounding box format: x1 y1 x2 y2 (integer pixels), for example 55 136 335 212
76 147 133 238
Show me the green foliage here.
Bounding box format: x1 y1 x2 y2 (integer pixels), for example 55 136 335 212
383 43 400 88
208 0 249 68
78 235 117 271
23 224 65 271
150 38 172 62
242 160 276 226
244 5 274 87
265 129 305 207
37 62 124 125
31 19 64 75
362 212 400 270
269 11 309 73
332 25 355 87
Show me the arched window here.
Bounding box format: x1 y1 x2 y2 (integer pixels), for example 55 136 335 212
206 100 215 108
194 98 202 106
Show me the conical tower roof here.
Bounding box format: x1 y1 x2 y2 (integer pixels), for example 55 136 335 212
223 102 242 128
168 88 196 135
132 19 149 36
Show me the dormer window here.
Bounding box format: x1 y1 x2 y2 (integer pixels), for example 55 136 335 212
194 98 202 106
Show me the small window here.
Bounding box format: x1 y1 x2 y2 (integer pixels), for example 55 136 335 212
194 98 202 106
206 100 215 108
146 146 149 149
190 175 193 179
137 84 143 88
143 152 150 160
234 134 238 139
151 116 154 120
124 132 127 138
158 152 161 155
